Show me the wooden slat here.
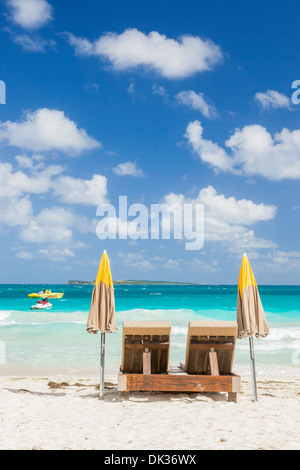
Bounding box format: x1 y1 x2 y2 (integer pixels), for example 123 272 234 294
150 335 160 373
124 343 169 350
125 374 234 393
188 336 198 374
190 343 234 350
159 348 168 372
123 335 133 372
143 351 151 375
131 335 142 372
209 350 219 376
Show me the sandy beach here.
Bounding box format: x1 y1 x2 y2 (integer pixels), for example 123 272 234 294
0 374 299 450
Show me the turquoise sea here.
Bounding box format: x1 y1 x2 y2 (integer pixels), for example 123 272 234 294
0 284 300 378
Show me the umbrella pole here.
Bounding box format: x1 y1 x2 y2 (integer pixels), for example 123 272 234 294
99 332 105 400
249 336 258 402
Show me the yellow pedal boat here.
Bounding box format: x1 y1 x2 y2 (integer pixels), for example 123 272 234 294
28 290 64 299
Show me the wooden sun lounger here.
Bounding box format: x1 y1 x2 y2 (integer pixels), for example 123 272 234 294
118 320 241 402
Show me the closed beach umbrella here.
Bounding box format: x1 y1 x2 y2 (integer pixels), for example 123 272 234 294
237 253 270 401
87 250 117 399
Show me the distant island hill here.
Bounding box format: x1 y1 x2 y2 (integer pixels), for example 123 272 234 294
67 280 202 286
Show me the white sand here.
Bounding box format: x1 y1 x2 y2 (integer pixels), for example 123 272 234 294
0 375 299 450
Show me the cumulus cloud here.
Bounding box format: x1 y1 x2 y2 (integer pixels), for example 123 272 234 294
19 207 74 244
53 174 108 206
185 121 234 172
185 120 300 180
0 161 108 207
66 28 223 79
0 158 105 260
162 185 277 249
0 196 33 227
7 0 53 30
0 108 101 155
112 161 145 177
254 90 291 110
10 202 92 261
175 90 217 118
0 161 53 198
0 158 108 263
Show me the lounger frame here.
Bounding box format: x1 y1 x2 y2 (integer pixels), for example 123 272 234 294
118 321 241 402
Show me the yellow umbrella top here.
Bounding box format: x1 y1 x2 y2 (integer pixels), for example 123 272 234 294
238 253 257 298
86 250 116 334
95 250 113 289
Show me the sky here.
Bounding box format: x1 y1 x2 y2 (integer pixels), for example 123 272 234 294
0 0 300 284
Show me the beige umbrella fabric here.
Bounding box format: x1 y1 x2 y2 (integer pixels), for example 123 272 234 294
86 250 117 399
237 253 270 339
87 250 117 334
237 253 269 401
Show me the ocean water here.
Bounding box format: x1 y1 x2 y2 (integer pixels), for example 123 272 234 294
0 284 300 378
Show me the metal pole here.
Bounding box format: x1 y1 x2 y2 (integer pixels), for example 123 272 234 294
100 332 105 400
249 336 258 402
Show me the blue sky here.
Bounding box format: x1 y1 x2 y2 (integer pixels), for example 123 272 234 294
0 0 300 284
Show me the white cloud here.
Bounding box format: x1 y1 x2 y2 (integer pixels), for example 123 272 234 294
53 174 108 206
190 258 220 272
15 154 35 169
185 120 300 180
66 28 223 79
0 160 108 263
0 162 52 198
38 246 75 262
242 250 300 274
118 251 155 271
264 250 300 271
12 33 56 52
0 196 33 227
117 252 183 272
0 108 101 155
175 90 217 118
0 159 103 261
196 186 276 226
254 90 291 110
162 185 277 249
113 161 145 177
16 250 34 260
20 207 75 244
185 121 234 172
7 0 53 30
152 83 169 99
0 161 108 209
127 81 135 94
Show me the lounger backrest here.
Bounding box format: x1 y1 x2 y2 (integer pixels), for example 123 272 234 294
184 321 237 375
121 321 171 374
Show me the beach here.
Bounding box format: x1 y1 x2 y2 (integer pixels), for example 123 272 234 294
0 374 299 450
